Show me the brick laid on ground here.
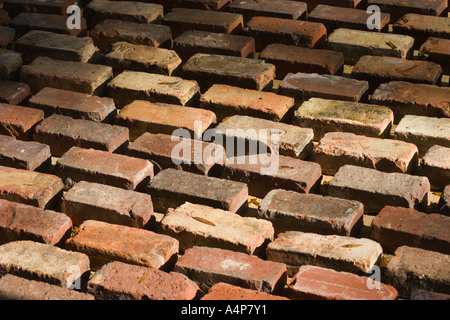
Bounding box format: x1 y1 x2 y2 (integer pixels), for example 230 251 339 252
180 0 232 11
287 265 398 300
61 181 154 228
421 145 450 190
257 189 364 236
3 0 77 18
174 246 287 293
0 26 15 48
0 103 44 140
20 57 113 95
0 80 31 105
0 49 22 81
148 168 248 214
28 87 117 123
87 261 201 300
384 246 450 298
293 98 394 140
439 185 450 216
303 0 365 12
65 220 179 271
181 53 276 91
370 205 450 255
0 240 90 289
410 289 450 300
201 282 289 300
367 0 448 21
420 37 450 73
328 165 431 213
226 0 308 22
0 135 51 171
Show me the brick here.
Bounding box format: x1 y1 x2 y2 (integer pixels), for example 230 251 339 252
286 265 398 300
438 185 450 216
126 132 224 175
28 87 117 123
370 206 450 255
65 220 179 271
384 246 450 298
420 37 450 73
33 114 129 157
226 0 308 22
162 8 244 38
309 5 390 33
158 202 274 255
20 57 113 95
393 115 450 156
89 19 172 52
174 246 287 293
3 0 77 18
0 49 21 81
61 181 154 228
106 71 200 108
199 84 294 122
0 26 15 48
245 16 327 51
328 165 431 213
267 231 383 274
98 42 182 76
293 98 394 140
0 165 64 209
0 10 9 26
259 44 344 79
0 199 72 246
257 189 364 236
0 103 44 140
201 282 289 300
369 81 450 123
173 30 256 61
279 73 369 103
214 115 314 160
0 240 90 289
421 145 450 190
0 135 51 171
326 28 414 65
0 80 31 105
219 155 322 198
87 261 201 300
182 53 276 91
367 0 448 21
148 168 248 214
303 0 364 12
351 56 443 91
0 274 94 300
314 132 419 175
54 147 154 190
14 30 98 64
179 0 232 11
410 289 450 300
114 100 216 141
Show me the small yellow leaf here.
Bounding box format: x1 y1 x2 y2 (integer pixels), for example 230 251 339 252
279 165 295 170
386 41 397 49
341 244 362 248
139 272 148 283
193 216 216 227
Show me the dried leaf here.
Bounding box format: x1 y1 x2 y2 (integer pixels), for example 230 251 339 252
249 197 260 206
139 272 148 283
279 165 295 170
158 80 181 85
341 244 362 248
400 17 409 23
386 41 397 49
193 216 216 227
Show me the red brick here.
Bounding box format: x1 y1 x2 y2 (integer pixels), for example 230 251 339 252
367 0 448 21
438 185 450 216
0 103 44 140
180 0 232 11
0 26 15 49
0 135 51 171
0 49 22 81
303 0 364 12
174 246 287 293
420 37 450 73
3 0 78 18
287 265 398 300
201 282 289 300
0 80 31 106
421 145 450 190
65 220 179 271
226 0 308 22
87 261 201 300
257 189 364 236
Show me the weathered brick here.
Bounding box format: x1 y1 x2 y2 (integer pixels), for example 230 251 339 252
162 8 244 38
0 165 64 209
174 246 287 293
438 185 450 216
287 265 398 300
107 71 200 108
3 0 77 18
199 84 294 122
293 98 394 140
369 81 450 122
325 28 414 65
173 30 256 61
182 53 276 91
259 43 344 79
226 0 308 22
65 220 179 271
0 10 10 26
314 132 419 175
420 37 450 73
148 168 248 214
279 73 369 103
61 181 154 228
245 16 327 51
0 26 15 48
28 87 117 123
54 147 154 190
421 145 450 190
0 103 44 140
393 115 450 156
114 100 216 141
328 165 431 213
0 135 51 171
0 80 31 105
21 57 113 95
158 202 274 255
410 289 450 300
89 19 172 52
267 231 383 274
201 282 289 300
0 49 21 81
303 0 364 12
370 205 450 255
87 261 201 300
257 189 364 236
0 240 90 289
367 0 448 21
384 246 450 298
